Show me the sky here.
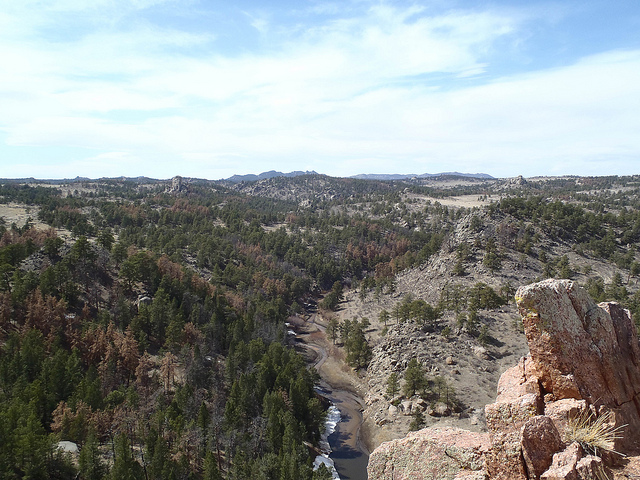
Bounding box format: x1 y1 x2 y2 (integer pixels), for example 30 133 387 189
1 0 640 180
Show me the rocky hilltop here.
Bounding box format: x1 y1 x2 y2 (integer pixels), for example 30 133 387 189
368 279 640 479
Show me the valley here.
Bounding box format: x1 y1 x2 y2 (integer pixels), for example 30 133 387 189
0 173 639 479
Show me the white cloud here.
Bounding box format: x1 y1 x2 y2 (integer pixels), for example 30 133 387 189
1 2 639 179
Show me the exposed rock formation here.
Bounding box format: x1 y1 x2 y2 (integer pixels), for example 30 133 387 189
520 416 563 479
167 175 188 194
517 279 640 455
368 279 640 480
367 427 490 480
500 175 528 190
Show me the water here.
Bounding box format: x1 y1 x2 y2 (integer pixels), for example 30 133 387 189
313 383 369 480
327 401 369 480
313 405 341 479
303 319 369 480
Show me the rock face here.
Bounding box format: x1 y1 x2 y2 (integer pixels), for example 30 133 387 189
367 427 490 480
517 279 640 454
520 416 563 479
168 176 188 194
368 279 640 480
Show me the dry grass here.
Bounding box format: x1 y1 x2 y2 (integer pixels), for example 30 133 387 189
591 463 611 480
566 409 626 457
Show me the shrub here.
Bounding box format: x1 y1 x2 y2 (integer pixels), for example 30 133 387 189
566 409 625 457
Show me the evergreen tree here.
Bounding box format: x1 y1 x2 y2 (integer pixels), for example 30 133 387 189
313 465 334 480
326 318 339 345
378 309 390 326
79 432 107 480
110 433 144 480
203 450 222 480
386 372 399 399
403 359 426 397
409 410 425 431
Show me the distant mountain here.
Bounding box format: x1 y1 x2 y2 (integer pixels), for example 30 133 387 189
0 176 94 184
102 176 160 184
351 172 494 180
350 174 412 180
1 171 493 185
225 170 318 183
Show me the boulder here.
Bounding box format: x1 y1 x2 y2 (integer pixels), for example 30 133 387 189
540 442 583 480
484 358 542 480
537 442 611 480
544 398 586 440
494 357 541 403
473 346 490 360
616 456 640 478
56 441 79 454
520 416 563 479
575 456 608 480
137 295 152 305
400 400 414 415
429 402 452 417
367 427 490 480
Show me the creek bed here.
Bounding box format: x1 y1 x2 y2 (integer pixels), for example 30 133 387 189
317 382 369 480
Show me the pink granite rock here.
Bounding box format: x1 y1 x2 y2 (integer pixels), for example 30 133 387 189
613 455 640 478
366 426 490 480
516 279 640 454
575 455 609 480
544 398 586 440
494 357 542 403
367 280 640 479
484 358 542 480
521 415 564 479
540 442 583 480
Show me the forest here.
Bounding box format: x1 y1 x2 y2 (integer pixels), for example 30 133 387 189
1 173 640 479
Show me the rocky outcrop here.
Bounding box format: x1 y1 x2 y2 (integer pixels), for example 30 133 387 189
368 279 640 480
500 175 528 190
516 279 640 455
367 427 490 480
167 176 188 194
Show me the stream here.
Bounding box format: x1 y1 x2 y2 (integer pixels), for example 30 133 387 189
295 316 369 480
320 383 369 480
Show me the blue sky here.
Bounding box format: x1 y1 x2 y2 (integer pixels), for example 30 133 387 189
1 0 640 180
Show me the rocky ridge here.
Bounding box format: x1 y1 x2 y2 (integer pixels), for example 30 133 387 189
368 279 640 479
230 174 371 204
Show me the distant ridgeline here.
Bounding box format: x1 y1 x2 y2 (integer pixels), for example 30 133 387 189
0 170 494 184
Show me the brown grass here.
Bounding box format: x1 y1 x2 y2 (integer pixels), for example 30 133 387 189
566 409 626 457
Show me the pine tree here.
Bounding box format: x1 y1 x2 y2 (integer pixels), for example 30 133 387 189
326 318 339 345
79 432 106 480
409 410 425 431
203 450 222 480
378 309 390 326
403 359 426 397
313 464 334 480
386 372 399 399
110 433 144 480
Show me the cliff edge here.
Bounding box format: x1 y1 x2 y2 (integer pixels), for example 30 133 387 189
368 279 640 479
